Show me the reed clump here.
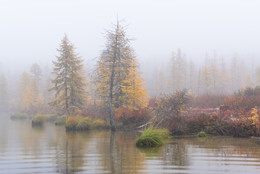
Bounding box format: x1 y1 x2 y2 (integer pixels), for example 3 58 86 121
136 127 170 147
197 131 207 137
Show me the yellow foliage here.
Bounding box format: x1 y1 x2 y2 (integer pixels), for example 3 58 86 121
19 72 44 110
249 107 259 126
121 59 148 110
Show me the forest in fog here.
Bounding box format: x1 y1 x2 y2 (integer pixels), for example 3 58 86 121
2 1 260 174
1 36 260 112
1 0 260 137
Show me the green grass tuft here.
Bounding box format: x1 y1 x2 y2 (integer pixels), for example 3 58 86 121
136 127 170 147
197 131 207 137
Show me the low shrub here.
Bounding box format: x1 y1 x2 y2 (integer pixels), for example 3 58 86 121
76 117 91 130
55 115 67 125
10 113 32 120
190 95 226 109
92 119 108 129
115 108 150 126
65 116 78 130
136 127 170 147
223 87 260 112
197 131 207 137
32 114 45 126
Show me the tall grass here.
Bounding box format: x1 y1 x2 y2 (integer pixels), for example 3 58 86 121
136 127 170 147
65 116 109 131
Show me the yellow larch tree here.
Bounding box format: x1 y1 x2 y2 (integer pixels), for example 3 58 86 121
0 73 9 111
19 72 33 110
96 21 148 130
121 59 148 110
201 66 213 95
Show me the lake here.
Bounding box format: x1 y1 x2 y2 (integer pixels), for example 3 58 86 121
1 114 260 174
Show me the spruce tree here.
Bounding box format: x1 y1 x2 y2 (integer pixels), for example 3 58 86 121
50 35 86 115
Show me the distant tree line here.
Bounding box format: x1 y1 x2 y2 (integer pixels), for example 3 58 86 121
149 50 260 96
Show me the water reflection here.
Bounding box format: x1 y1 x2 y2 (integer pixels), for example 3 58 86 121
1 115 260 174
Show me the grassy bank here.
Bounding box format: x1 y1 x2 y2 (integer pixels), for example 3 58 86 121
65 116 109 131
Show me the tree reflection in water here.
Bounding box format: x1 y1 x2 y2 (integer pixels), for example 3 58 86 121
1 119 260 174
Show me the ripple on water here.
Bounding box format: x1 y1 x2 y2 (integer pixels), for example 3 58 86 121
1 118 260 174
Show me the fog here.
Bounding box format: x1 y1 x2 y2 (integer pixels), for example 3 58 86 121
1 0 260 97
1 0 260 67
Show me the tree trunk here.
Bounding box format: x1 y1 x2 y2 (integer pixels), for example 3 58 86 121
109 67 116 131
108 47 117 131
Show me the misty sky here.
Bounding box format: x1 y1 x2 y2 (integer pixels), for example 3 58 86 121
1 0 260 75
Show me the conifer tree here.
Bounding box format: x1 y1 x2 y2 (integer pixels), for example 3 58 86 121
169 49 187 92
201 66 213 95
256 66 260 85
19 71 33 111
50 35 86 115
30 63 42 81
121 59 148 110
219 59 228 94
96 21 148 130
0 73 9 111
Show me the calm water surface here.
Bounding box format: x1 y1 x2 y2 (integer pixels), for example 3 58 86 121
1 114 260 174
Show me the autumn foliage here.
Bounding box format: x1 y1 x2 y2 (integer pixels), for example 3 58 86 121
223 87 260 111
115 107 150 126
149 87 260 137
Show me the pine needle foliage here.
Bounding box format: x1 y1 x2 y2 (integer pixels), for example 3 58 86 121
95 21 148 130
49 35 86 115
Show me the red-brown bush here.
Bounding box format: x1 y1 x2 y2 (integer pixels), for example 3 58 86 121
189 94 226 109
115 107 150 126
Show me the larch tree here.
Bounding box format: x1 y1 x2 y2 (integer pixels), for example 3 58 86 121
209 60 219 93
219 59 229 94
96 21 148 130
0 73 9 111
49 35 86 115
30 63 42 81
30 63 44 108
256 66 260 85
169 49 187 92
187 59 197 95
121 59 148 110
201 65 213 95
19 71 33 111
243 72 254 88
